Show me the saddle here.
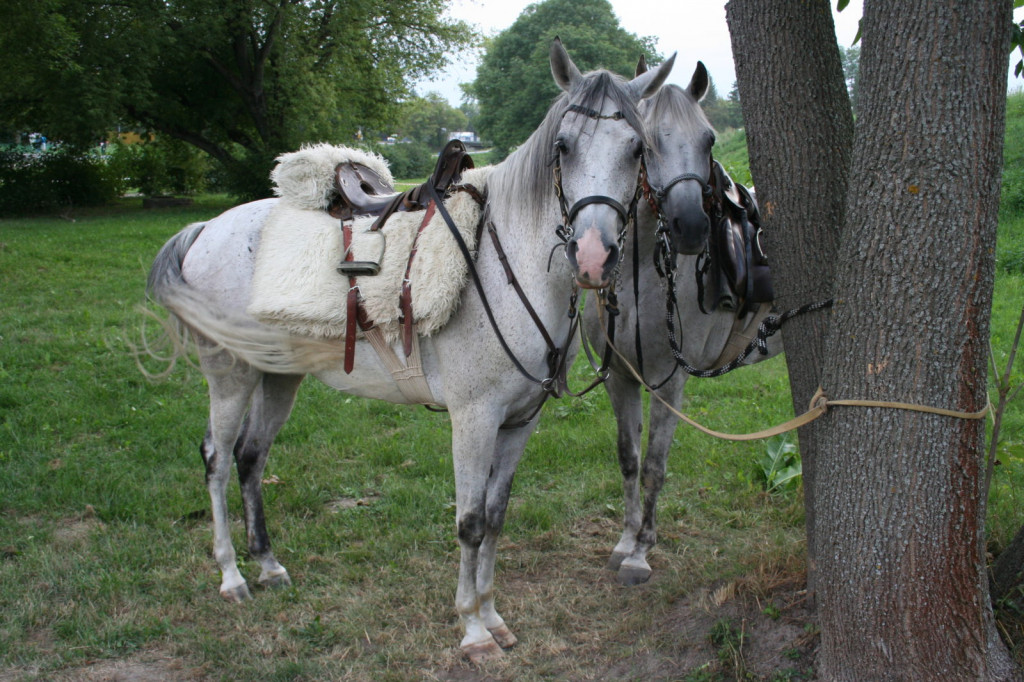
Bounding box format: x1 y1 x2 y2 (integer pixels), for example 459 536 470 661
329 139 476 225
703 160 774 316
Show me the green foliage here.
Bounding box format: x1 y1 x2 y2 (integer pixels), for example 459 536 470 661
714 128 753 188
702 76 743 132
0 0 474 199
472 0 660 157
756 436 802 495
108 140 211 197
396 93 469 150
0 148 123 216
367 141 436 179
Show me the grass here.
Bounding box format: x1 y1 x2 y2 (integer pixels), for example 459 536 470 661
3 101 1024 677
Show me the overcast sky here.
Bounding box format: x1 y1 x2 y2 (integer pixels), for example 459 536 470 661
415 0 1024 105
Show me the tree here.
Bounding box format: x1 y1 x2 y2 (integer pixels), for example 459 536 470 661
702 75 743 131
470 0 659 157
727 1 1018 678
397 93 469 149
0 0 473 198
841 45 861 111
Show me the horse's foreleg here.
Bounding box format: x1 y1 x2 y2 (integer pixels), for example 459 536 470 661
235 373 304 590
202 354 261 602
450 410 504 663
616 376 687 586
605 371 644 574
475 420 535 651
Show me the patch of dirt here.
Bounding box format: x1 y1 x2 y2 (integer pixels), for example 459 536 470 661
645 576 816 680
0 653 202 682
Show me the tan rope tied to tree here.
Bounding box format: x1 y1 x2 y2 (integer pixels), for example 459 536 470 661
597 303 990 442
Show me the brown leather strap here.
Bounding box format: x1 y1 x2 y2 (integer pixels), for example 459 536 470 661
344 222 359 373
401 200 436 357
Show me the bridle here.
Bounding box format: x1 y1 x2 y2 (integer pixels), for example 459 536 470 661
551 103 645 268
640 152 714 277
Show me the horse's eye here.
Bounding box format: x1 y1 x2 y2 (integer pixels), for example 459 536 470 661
554 137 569 154
632 141 644 159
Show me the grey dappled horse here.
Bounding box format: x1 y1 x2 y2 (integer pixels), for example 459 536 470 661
584 61 782 586
146 40 674 661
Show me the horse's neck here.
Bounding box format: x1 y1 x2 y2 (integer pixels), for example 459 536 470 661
484 159 570 286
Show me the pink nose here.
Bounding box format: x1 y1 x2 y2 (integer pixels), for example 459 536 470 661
570 228 613 289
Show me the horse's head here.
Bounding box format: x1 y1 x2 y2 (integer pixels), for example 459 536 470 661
550 39 675 289
638 61 715 255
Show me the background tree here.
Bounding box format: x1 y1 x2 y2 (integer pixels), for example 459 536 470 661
840 45 861 111
727 0 1018 678
395 93 469 149
702 76 744 131
0 0 473 198
470 0 658 157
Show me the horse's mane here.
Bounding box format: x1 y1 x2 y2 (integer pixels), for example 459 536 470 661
488 70 651 226
643 83 713 144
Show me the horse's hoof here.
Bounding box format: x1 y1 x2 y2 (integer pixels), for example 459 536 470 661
220 583 253 602
617 562 652 586
607 551 628 571
258 570 292 589
462 639 504 664
488 623 518 649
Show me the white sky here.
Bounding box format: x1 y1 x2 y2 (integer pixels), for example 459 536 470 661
415 0 1024 104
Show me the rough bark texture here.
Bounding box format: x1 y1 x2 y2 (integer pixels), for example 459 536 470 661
725 0 853 602
813 1 1016 678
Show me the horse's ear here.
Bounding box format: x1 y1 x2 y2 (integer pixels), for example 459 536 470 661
550 37 582 92
635 55 648 78
688 61 710 102
629 52 676 100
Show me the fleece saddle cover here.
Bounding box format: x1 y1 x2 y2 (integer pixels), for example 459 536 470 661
248 144 490 342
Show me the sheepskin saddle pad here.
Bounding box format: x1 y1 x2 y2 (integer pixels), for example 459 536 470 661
248 144 490 342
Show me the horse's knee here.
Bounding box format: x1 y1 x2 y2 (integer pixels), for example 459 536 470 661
458 512 486 547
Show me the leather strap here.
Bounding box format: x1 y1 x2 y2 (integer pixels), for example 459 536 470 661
401 200 436 357
344 222 359 374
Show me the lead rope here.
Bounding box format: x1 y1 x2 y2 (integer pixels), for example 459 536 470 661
596 302 989 442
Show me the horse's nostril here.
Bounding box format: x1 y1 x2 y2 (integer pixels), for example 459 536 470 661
566 240 579 266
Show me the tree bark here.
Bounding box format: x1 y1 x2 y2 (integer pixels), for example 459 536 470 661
725 0 853 604
812 1 1016 678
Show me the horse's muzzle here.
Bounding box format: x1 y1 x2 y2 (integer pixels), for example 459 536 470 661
663 192 710 255
567 227 620 289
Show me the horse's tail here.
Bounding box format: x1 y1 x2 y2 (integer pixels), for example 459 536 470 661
140 222 345 377
147 221 207 303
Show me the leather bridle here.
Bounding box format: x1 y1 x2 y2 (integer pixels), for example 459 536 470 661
552 104 645 262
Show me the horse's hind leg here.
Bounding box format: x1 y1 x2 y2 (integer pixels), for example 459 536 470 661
234 373 304 590
200 349 262 602
605 370 644 574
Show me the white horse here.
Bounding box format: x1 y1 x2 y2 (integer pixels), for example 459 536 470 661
584 61 782 586
145 40 674 662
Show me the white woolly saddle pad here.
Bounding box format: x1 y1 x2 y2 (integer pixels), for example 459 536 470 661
248 151 489 343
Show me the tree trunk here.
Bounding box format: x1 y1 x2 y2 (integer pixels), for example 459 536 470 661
813 1 1016 678
725 0 853 605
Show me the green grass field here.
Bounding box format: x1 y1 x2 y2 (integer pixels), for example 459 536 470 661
2 98 1024 677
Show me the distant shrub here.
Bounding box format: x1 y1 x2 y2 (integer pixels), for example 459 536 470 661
0 148 122 216
368 141 435 180
108 138 211 197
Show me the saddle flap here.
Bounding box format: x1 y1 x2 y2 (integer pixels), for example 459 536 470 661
707 161 774 314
